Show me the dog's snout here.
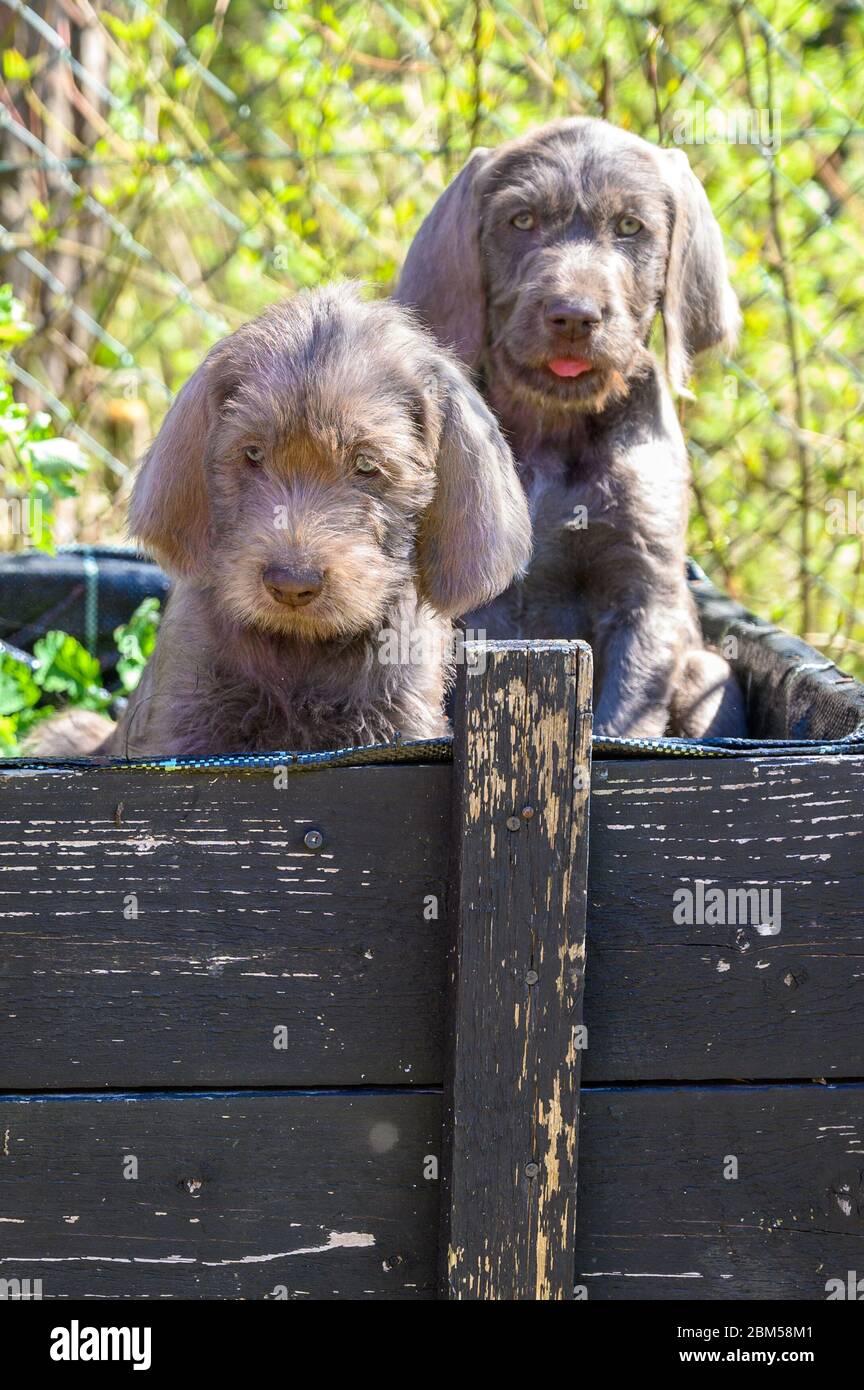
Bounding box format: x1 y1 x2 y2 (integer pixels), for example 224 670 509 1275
544 298 603 335
262 564 325 607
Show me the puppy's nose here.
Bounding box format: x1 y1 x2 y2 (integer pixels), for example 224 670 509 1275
545 298 603 335
262 565 324 607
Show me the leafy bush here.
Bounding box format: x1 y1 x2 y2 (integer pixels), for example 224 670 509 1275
0 279 140 756
114 597 161 694
0 598 161 756
2 2 863 672
0 284 89 552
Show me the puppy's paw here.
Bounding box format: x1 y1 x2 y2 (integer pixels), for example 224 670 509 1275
671 648 747 738
22 709 115 757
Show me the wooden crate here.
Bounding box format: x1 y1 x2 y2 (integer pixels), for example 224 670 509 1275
1 624 863 1301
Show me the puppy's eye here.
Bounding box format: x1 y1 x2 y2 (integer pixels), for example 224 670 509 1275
616 215 643 237
245 446 264 466
355 455 379 476
511 210 536 231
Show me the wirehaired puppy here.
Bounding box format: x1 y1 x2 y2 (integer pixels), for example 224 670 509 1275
396 116 747 739
36 286 530 757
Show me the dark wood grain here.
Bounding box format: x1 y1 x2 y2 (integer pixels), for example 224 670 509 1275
6 750 864 1093
441 640 593 1300
4 1081 862 1303
0 764 449 1088
583 754 864 1082
0 1090 441 1300
576 1082 864 1300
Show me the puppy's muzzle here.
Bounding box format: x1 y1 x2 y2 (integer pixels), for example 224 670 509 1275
544 297 603 341
263 564 325 608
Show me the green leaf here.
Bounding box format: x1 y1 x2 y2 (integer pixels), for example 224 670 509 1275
2 49 31 82
0 716 21 756
114 598 161 693
0 282 34 346
0 653 41 716
25 438 89 475
32 631 106 707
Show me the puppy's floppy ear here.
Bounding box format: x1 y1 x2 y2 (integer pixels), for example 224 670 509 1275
660 148 741 396
394 148 492 368
128 346 228 577
416 360 532 618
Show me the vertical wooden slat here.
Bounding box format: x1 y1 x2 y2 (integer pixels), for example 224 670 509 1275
441 638 593 1299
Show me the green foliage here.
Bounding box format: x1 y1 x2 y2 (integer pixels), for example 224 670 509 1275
30 631 108 707
1 2 863 670
114 598 161 693
0 653 40 718
0 285 89 552
0 599 161 756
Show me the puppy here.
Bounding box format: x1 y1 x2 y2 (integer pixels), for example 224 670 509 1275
31 286 530 757
396 117 747 739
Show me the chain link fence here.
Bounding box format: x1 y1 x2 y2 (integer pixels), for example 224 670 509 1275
1 0 862 669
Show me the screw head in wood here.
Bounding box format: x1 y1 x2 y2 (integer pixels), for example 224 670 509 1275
304 828 324 850
524 1162 540 1179
520 805 535 820
506 816 521 832
525 970 539 986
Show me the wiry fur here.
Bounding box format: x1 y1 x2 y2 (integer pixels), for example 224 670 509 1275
396 117 746 738
30 286 531 758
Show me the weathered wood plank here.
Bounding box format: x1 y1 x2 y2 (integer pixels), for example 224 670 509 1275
5 1082 861 1302
576 1083 864 1300
0 765 449 1088
0 1090 441 1300
6 748 862 1093
583 755 864 1082
441 640 592 1300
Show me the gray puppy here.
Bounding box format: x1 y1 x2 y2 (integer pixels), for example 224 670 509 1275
29 286 531 757
396 117 746 738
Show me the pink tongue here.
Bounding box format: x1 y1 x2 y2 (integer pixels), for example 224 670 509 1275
548 357 592 378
